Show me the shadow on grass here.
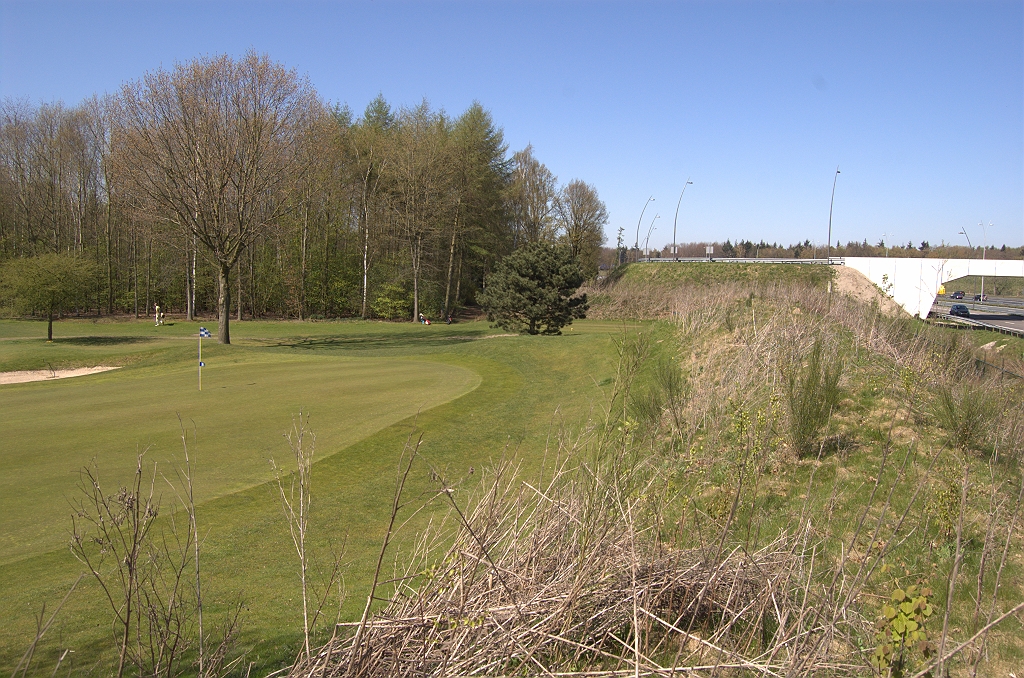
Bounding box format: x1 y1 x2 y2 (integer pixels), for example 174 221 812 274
258 333 491 351
54 336 156 346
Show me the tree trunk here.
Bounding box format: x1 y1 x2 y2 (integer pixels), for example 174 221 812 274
411 233 421 322
443 209 459 316
361 211 369 318
185 237 193 321
191 235 197 319
322 215 331 317
249 245 256 319
145 237 151 318
105 203 113 315
300 199 308 321
360 162 373 319
236 255 242 321
132 224 138 319
218 263 231 344
453 249 463 315
47 308 53 342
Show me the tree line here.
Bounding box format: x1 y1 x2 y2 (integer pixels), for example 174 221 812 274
0 51 607 342
634 239 1024 263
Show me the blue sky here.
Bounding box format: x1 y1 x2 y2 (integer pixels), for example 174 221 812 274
2 0 1021 249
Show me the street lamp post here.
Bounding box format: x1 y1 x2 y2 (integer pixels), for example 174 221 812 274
980 221 989 305
633 196 655 263
672 178 693 261
959 226 975 307
958 227 973 251
827 166 840 263
642 214 660 257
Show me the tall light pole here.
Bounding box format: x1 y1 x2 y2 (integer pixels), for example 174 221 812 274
959 226 974 305
958 227 973 250
643 214 660 256
826 166 840 263
980 221 989 304
633 196 655 263
672 178 693 261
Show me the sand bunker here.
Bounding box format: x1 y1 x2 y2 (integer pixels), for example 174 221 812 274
0 366 120 385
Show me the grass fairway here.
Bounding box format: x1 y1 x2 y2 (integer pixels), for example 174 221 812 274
1 353 479 562
0 317 644 674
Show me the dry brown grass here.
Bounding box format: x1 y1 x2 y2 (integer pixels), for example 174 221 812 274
289 435 869 678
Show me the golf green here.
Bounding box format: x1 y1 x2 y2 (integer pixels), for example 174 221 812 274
1 353 480 564
0 317 640 674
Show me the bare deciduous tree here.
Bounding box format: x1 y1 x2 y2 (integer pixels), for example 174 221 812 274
555 178 607 278
507 144 557 247
114 51 319 343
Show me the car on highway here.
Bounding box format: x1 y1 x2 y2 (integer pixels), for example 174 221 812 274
949 291 965 299
973 293 988 301
949 304 970 318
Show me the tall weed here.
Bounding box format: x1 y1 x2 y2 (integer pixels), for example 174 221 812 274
785 337 844 457
931 379 996 451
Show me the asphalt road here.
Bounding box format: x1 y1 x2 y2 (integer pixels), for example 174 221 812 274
931 298 1024 335
934 297 1024 314
936 295 1024 310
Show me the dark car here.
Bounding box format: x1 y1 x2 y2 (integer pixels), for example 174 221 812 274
949 304 970 318
973 293 988 302
949 291 965 299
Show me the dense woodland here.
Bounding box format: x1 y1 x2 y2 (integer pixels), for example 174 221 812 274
0 52 608 337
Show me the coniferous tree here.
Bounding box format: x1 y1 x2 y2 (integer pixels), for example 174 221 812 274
477 242 588 335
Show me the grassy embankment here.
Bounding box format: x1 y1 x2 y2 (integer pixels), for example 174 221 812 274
944 275 1024 298
582 262 1024 675
0 316 663 675
5 261 1024 676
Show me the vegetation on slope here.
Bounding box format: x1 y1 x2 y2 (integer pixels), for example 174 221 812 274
6 261 1024 677
576 262 1024 676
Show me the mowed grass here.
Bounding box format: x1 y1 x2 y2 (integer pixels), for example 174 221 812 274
0 317 643 674
1 352 479 562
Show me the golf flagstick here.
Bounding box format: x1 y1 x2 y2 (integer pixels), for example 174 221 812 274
198 327 210 390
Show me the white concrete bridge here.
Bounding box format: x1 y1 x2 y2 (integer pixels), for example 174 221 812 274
842 257 1024 319
641 256 1024 319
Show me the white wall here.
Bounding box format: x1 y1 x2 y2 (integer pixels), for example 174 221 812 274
843 257 1024 319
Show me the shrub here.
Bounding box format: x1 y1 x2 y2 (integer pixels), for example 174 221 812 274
931 380 995 451
371 283 412 320
785 338 843 456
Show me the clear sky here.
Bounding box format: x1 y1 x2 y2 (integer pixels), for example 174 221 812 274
2 0 1021 249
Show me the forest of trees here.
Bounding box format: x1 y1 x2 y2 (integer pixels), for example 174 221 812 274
0 52 607 341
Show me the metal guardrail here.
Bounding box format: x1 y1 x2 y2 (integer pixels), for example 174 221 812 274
640 257 844 265
930 312 1024 340
974 357 1023 381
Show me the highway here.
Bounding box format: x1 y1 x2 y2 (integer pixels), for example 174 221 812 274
931 297 1024 337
